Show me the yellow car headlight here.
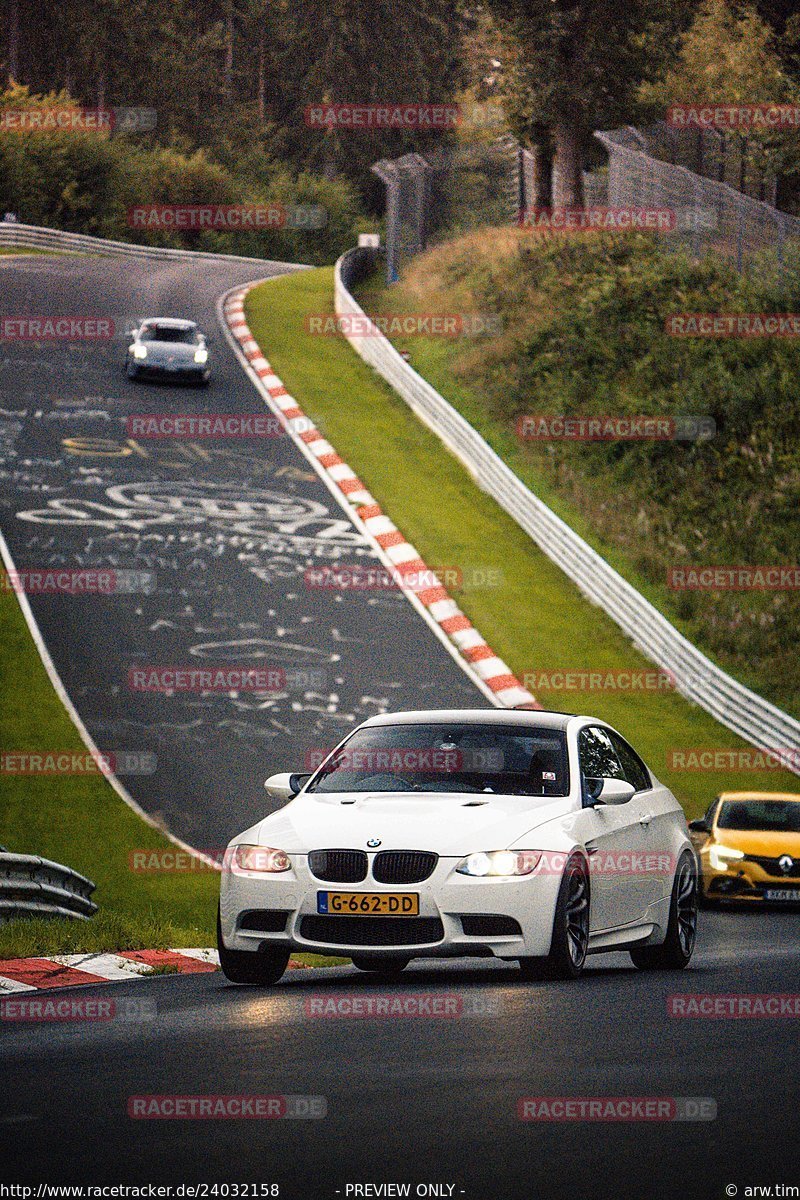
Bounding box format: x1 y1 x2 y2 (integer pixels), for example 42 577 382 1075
708 844 745 872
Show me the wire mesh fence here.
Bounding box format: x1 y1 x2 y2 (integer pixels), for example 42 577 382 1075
629 121 779 204
597 126 800 275
371 124 800 282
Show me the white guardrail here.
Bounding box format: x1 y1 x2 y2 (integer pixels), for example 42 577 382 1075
0 220 308 270
335 247 800 774
0 851 97 922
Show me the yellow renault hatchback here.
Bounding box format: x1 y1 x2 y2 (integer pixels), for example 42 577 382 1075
689 792 800 904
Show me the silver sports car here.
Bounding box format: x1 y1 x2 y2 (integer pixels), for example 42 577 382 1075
125 318 210 385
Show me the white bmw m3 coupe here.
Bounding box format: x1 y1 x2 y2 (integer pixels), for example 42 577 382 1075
218 709 698 984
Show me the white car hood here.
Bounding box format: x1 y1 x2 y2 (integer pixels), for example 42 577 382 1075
253 790 574 856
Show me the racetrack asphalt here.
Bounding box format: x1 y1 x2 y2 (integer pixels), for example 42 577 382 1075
0 254 482 850
1 910 798 1199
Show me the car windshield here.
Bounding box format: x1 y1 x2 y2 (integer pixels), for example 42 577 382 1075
306 722 570 796
717 799 800 833
140 325 199 344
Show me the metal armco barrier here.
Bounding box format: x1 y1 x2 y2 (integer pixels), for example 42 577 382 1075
335 246 800 775
0 221 308 270
0 852 98 921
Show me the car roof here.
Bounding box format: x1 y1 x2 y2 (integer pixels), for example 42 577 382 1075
139 318 197 330
717 791 800 802
360 709 583 732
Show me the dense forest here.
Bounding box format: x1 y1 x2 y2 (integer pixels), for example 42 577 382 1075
1 0 799 255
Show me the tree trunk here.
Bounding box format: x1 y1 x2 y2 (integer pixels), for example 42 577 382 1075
530 138 553 208
552 120 585 208
257 29 265 120
8 0 19 82
225 0 234 99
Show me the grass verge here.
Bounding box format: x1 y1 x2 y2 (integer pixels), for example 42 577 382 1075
0 246 65 256
245 267 799 818
352 230 800 715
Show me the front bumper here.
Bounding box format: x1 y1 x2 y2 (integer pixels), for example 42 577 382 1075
703 861 800 903
220 855 563 960
130 359 209 382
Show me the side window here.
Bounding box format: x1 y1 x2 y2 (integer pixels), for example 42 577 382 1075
609 732 651 793
579 727 624 783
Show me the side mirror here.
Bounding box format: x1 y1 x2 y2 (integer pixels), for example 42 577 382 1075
264 772 310 802
688 818 709 834
585 777 636 806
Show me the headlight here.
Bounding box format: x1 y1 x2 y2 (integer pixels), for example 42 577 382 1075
456 850 542 877
132 344 147 360
194 348 208 364
227 844 291 875
708 844 745 871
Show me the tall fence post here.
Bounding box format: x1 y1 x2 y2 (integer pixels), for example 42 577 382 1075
372 154 434 284
372 159 400 285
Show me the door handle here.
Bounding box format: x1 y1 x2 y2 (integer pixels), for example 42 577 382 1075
639 813 652 828
585 844 599 856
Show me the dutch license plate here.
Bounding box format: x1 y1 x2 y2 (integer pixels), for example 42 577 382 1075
317 891 419 916
763 889 800 901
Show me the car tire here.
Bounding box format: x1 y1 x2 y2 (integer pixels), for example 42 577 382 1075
630 851 698 971
351 954 411 975
125 359 139 380
217 908 290 985
518 853 590 981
